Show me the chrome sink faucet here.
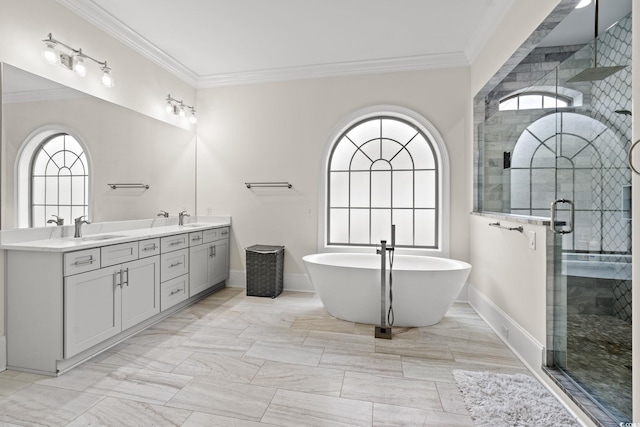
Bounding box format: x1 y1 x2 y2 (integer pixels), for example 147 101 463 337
74 216 90 238
157 210 169 218
47 215 64 226
179 210 190 226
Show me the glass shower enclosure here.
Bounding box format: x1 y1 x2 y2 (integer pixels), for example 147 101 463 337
478 12 632 424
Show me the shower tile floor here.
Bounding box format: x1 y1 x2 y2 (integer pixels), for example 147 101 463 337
566 313 632 422
0 288 537 426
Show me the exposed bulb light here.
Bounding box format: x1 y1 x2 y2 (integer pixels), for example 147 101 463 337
101 63 114 87
73 55 87 77
43 40 58 64
41 33 113 87
165 99 174 113
164 94 196 125
575 0 592 8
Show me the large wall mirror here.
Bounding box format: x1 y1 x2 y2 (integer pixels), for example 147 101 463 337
1 63 196 229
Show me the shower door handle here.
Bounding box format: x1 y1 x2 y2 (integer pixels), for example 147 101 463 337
627 139 640 175
550 199 574 234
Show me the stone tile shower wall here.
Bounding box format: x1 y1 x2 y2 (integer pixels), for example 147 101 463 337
592 15 632 323
482 14 632 323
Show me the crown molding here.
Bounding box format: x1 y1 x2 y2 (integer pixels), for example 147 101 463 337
58 0 471 89
57 0 198 87
197 52 470 88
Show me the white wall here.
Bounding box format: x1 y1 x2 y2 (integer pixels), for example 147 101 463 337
468 215 547 341
195 68 472 284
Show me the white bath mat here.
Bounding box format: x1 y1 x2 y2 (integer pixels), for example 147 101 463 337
453 370 580 427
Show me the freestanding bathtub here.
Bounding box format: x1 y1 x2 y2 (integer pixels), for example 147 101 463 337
302 253 472 327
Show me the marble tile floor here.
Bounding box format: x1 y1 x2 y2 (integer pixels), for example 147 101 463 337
0 288 535 426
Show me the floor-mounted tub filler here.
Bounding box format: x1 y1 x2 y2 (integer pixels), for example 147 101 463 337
302 252 472 327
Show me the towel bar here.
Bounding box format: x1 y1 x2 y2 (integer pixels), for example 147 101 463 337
108 183 150 190
489 222 523 232
245 182 292 189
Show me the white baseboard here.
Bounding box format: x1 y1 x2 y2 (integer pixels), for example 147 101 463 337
227 270 315 292
0 336 6 371
468 285 544 369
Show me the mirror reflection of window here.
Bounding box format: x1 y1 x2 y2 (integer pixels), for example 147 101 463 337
30 133 89 227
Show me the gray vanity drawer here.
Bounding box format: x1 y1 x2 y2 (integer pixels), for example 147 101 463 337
161 274 189 311
161 248 189 282
139 238 160 258
189 232 203 246
161 234 189 253
64 248 101 276
203 227 230 243
101 241 139 267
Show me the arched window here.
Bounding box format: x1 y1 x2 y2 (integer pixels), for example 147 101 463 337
16 128 91 228
498 87 583 112
324 107 449 253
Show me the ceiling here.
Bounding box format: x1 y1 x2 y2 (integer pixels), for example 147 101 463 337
57 0 631 88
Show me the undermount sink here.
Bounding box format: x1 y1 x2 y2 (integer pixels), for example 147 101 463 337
81 234 126 241
182 223 207 227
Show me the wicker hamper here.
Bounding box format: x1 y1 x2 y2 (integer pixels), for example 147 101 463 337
245 245 284 298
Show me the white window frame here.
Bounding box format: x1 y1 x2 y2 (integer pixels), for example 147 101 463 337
318 105 450 257
15 126 93 228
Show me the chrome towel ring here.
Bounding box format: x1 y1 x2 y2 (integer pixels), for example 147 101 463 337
628 139 640 175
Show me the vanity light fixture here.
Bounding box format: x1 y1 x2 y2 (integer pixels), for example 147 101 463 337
165 94 197 124
41 33 114 88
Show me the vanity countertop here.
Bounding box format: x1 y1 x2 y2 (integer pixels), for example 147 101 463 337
0 216 231 252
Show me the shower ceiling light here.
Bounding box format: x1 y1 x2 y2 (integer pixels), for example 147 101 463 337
165 94 196 124
41 33 114 88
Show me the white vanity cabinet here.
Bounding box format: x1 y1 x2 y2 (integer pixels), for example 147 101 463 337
189 227 230 297
4 223 230 376
64 254 160 358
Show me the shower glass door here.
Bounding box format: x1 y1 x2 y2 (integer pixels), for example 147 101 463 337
547 17 633 423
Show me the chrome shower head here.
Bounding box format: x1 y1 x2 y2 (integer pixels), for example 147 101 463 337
567 65 626 82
